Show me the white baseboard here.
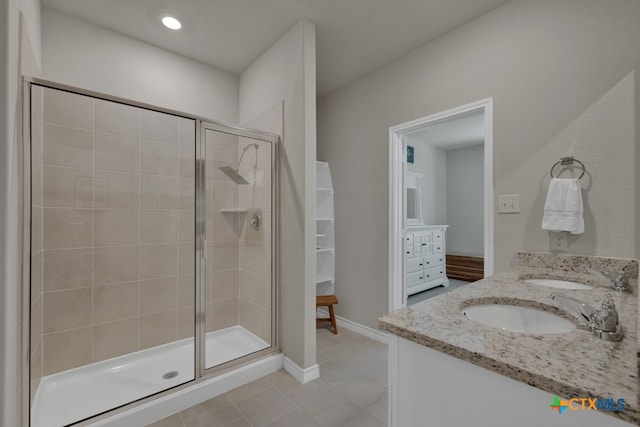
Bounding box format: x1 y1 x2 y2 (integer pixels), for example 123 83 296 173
317 309 388 344
283 356 320 384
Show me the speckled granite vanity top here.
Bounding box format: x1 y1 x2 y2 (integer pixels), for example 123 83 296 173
379 252 639 425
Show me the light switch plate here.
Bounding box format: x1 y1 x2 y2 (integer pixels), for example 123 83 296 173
498 194 520 213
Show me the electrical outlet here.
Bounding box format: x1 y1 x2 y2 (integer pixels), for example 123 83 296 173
498 194 520 213
550 231 568 251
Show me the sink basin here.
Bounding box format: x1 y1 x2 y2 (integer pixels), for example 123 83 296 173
462 304 576 334
523 278 592 290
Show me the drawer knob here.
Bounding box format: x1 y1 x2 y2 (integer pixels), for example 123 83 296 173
419 263 423 266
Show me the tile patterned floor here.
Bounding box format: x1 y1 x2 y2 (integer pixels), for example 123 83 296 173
148 327 388 427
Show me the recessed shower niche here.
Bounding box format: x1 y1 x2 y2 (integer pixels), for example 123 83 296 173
25 80 278 426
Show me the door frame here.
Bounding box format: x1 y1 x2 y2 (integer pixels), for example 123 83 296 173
388 98 494 311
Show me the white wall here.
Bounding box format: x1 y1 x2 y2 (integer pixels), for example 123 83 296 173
1 1 41 425
317 0 639 329
239 21 317 370
41 7 238 122
446 144 484 256
406 138 447 225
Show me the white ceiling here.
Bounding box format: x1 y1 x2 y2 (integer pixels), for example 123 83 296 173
405 110 484 150
42 0 509 97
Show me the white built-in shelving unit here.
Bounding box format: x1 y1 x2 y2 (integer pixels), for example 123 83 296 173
316 161 335 296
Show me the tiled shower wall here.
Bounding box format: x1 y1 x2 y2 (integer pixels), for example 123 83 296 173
32 87 196 377
205 133 272 345
238 139 272 344
206 131 240 333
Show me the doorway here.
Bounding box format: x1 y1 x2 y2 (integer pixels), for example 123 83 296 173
388 99 494 310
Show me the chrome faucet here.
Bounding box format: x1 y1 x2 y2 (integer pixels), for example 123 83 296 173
550 293 623 342
584 267 630 292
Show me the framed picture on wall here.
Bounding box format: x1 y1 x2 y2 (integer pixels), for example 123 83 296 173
407 145 414 164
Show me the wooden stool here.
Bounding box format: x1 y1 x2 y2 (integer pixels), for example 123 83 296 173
316 295 339 334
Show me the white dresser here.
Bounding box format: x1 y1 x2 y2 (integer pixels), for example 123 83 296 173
405 225 449 296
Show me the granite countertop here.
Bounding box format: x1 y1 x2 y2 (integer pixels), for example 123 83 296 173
379 252 639 425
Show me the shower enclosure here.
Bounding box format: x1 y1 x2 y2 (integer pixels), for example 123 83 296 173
24 79 278 426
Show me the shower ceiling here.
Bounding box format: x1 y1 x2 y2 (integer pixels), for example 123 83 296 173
42 0 509 97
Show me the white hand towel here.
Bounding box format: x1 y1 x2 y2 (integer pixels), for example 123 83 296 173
541 178 584 234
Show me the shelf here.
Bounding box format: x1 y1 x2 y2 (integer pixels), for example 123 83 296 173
316 248 334 254
316 233 325 238
219 208 248 213
316 187 333 193
316 218 333 223
315 276 333 285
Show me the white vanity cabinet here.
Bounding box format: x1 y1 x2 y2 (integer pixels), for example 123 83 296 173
405 225 448 296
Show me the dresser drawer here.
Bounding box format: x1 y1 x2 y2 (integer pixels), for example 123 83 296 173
423 265 444 281
423 254 443 268
405 233 414 244
405 245 414 257
432 242 443 253
406 271 425 287
406 257 425 273
432 230 443 242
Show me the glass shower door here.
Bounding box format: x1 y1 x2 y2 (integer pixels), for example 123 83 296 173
201 125 275 370
29 84 196 427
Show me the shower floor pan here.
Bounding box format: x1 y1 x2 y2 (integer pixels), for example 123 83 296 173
31 325 269 427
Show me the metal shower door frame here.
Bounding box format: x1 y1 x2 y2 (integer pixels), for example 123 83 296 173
21 77 280 425
196 121 280 378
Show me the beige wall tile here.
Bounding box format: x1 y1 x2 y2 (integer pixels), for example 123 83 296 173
140 109 179 144
31 251 43 301
177 306 195 340
43 124 93 168
179 118 195 146
43 288 92 333
140 310 177 349
94 246 139 285
94 132 140 173
209 241 238 271
43 166 93 208
239 300 271 344
30 294 43 351
43 326 92 375
43 248 92 291
209 212 239 241
94 210 139 247
95 99 139 137
214 269 239 302
32 125 43 207
178 275 195 308
94 171 139 210
178 211 195 243
140 244 178 280
140 277 178 316
209 181 237 212
30 339 42 405
141 140 180 177
140 175 180 210
43 208 92 249
206 299 238 333
93 318 139 362
43 88 93 130
94 282 139 324
140 210 179 245
178 243 195 277
180 146 195 178
179 178 195 210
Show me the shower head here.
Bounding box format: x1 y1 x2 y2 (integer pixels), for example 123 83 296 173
218 143 259 185
219 166 250 185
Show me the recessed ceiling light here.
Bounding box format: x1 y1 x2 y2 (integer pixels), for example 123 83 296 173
161 15 182 31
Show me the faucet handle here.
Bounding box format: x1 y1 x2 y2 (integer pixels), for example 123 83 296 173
584 267 630 292
587 299 623 342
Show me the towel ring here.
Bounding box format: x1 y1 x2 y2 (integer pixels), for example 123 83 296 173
550 156 586 179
